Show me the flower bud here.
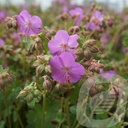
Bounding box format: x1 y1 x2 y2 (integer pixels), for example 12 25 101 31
45 65 51 73
87 78 95 87
83 61 91 67
97 85 106 92
84 49 92 60
17 90 28 98
89 87 98 97
94 67 100 73
69 26 80 33
88 65 95 71
90 45 99 53
75 48 83 56
33 90 41 96
45 32 51 40
35 37 42 43
43 79 52 91
0 79 5 88
36 65 44 76
26 93 33 102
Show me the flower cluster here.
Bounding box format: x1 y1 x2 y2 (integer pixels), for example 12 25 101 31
48 30 85 83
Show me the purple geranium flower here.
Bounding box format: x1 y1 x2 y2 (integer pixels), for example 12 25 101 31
0 11 6 21
50 52 85 83
69 7 84 26
100 32 112 46
16 10 42 36
0 38 5 47
48 30 79 56
85 10 104 31
100 69 116 80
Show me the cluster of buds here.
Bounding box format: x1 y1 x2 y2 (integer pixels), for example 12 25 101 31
5 16 18 29
109 77 127 97
43 75 53 91
45 29 56 40
30 35 43 52
33 55 52 76
88 79 106 97
69 26 80 34
84 59 104 73
83 39 100 60
0 72 13 88
17 82 41 103
57 12 69 21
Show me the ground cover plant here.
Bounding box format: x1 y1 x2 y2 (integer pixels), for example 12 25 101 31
0 1 128 128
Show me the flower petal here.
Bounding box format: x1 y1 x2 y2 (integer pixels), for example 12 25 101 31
31 16 42 29
69 62 85 82
48 39 62 55
55 30 69 44
68 34 79 48
49 55 63 69
51 69 66 83
59 52 75 67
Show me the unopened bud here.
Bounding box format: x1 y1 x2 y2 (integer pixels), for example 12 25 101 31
94 67 100 73
75 48 83 55
17 90 27 98
90 45 99 53
85 39 97 46
69 26 80 33
87 78 95 87
26 93 33 102
83 61 91 67
0 79 5 88
33 90 41 96
89 87 98 97
97 85 106 91
43 79 52 91
36 65 44 76
12 20 17 29
35 37 42 43
45 32 51 40
88 65 95 71
45 65 51 73
84 49 92 60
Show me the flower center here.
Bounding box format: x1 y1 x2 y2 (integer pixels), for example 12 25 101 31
61 43 69 51
26 21 32 28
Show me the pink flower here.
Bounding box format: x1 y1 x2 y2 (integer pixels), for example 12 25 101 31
0 38 5 47
48 30 79 56
50 52 85 83
85 10 104 31
100 69 116 80
0 11 6 21
69 7 84 26
16 10 42 36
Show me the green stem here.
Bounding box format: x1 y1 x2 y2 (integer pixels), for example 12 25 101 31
72 118 77 128
111 23 128 51
65 98 71 128
16 111 24 128
42 92 46 128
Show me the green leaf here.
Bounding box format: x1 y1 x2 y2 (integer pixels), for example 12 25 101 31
0 121 5 128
